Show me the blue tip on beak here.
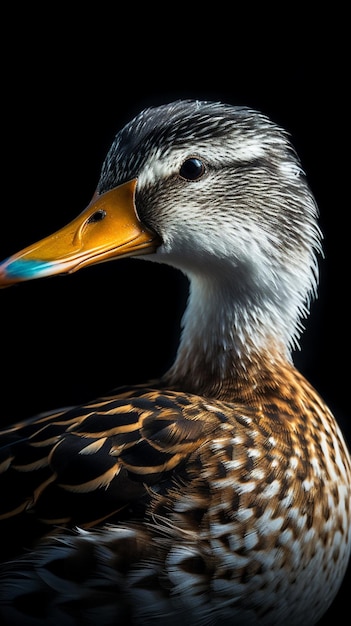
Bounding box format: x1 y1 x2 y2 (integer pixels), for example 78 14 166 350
3 258 54 280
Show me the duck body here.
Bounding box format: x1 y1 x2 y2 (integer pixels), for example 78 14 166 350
0 100 350 625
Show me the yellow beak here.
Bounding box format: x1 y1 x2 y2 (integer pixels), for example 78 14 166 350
0 179 160 287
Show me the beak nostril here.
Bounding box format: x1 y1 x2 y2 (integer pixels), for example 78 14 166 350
87 209 107 223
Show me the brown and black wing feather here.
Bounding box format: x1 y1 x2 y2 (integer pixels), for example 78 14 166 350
0 385 225 559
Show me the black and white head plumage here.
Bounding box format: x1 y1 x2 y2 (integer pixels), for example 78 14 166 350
98 100 322 375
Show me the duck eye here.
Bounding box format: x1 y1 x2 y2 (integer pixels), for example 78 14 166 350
179 158 206 181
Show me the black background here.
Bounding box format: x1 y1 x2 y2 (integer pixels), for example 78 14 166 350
1 8 349 623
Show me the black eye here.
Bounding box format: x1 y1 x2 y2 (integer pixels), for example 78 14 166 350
179 158 206 181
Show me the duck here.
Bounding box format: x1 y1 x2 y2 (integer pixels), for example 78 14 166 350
0 99 350 626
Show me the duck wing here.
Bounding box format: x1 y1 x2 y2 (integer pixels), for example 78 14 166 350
0 385 227 551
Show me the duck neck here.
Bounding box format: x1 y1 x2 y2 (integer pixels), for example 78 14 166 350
162 272 293 402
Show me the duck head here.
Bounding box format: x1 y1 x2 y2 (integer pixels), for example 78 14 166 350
0 100 322 366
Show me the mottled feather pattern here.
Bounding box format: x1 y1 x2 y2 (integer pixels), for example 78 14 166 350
1 370 350 624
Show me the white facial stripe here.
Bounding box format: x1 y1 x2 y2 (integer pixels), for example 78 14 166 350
229 138 265 162
137 137 266 188
137 147 172 187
